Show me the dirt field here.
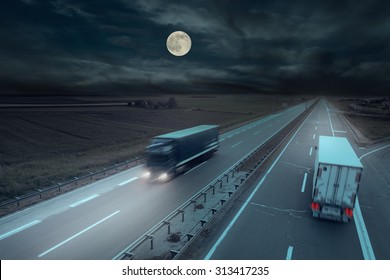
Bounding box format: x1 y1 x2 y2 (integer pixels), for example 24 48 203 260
329 97 390 143
0 94 303 201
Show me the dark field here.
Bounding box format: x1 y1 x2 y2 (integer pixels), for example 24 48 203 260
0 94 302 201
330 98 390 143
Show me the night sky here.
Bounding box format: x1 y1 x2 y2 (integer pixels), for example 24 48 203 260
1 0 389 96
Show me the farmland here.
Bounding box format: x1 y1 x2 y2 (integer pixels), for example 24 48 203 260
0 94 303 201
329 97 390 144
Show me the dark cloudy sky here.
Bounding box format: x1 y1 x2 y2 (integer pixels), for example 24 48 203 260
1 0 389 96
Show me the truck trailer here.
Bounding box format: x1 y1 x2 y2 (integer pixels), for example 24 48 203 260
144 125 219 182
311 136 363 222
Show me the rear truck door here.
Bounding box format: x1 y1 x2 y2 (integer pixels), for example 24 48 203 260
313 163 327 201
343 167 360 208
332 166 350 206
324 165 340 205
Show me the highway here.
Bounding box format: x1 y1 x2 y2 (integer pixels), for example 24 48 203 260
203 99 390 260
0 101 311 259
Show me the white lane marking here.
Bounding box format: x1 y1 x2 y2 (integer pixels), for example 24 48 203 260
185 161 208 174
1 165 144 223
231 141 242 148
334 130 347 133
313 134 316 139
301 173 308 193
359 144 390 160
254 130 262 136
70 194 99 208
204 107 314 260
354 198 376 260
0 220 41 241
309 147 313 156
219 138 225 142
286 246 294 260
38 210 120 258
325 102 335 136
352 143 390 260
218 110 283 140
118 177 138 186
315 126 317 130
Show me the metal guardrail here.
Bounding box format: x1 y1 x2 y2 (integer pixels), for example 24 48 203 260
115 168 248 260
114 101 317 260
0 156 146 211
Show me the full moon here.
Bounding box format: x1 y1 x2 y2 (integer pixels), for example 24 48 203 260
166 31 192 56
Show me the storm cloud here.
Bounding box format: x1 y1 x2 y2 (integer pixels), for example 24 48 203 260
0 0 389 96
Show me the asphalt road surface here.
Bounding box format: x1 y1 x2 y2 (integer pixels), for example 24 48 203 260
204 98 390 260
0 101 313 259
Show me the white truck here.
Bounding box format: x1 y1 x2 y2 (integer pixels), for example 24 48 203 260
311 136 363 222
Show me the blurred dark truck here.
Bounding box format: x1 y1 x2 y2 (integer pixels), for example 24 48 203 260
143 125 219 182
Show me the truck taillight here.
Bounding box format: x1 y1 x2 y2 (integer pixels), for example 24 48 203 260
345 208 353 218
311 202 320 211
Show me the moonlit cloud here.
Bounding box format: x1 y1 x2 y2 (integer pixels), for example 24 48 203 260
50 0 96 18
132 0 224 34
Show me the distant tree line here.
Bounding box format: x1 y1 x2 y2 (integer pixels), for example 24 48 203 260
127 97 178 109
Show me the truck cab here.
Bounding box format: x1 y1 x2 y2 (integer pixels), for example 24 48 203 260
144 138 177 181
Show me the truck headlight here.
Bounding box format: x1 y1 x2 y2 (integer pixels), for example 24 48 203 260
158 173 168 181
142 171 151 178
